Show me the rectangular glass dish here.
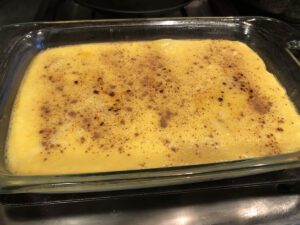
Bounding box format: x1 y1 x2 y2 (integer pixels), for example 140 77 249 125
0 17 299 194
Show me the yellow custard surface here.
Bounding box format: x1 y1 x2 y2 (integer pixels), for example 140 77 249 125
6 39 300 175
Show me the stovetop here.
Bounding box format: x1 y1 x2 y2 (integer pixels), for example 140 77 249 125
1 169 300 225
1 183 300 225
0 0 299 25
0 0 300 224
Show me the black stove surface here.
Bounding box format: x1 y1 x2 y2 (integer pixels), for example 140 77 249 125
1 168 300 225
1 182 300 225
0 0 300 224
0 0 299 25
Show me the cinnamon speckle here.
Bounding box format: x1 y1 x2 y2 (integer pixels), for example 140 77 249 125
276 127 284 132
160 110 174 128
108 92 115 97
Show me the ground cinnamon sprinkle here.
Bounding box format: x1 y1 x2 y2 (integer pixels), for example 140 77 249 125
6 39 300 175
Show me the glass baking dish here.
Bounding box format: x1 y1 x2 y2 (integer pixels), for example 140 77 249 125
0 17 299 194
